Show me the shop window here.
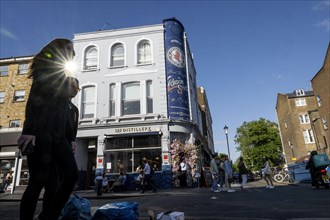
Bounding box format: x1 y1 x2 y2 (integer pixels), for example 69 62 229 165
105 135 161 173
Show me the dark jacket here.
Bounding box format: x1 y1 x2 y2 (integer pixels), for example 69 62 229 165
22 72 69 138
238 161 248 175
66 101 79 142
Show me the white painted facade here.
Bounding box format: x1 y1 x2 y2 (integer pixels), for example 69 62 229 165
71 21 213 185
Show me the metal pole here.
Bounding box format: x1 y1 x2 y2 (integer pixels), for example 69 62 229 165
226 133 230 159
11 150 20 194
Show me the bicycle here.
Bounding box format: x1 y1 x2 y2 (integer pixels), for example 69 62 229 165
273 170 294 183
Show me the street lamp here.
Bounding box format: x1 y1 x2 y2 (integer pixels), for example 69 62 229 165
223 125 230 159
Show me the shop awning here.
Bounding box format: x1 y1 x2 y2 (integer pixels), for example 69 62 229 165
0 131 21 146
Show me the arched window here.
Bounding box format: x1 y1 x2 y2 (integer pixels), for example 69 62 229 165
111 43 125 67
84 46 98 70
122 82 140 115
137 40 151 65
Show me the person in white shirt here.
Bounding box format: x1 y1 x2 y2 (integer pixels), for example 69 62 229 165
262 156 274 189
140 160 156 193
210 154 219 192
224 156 235 193
180 158 187 188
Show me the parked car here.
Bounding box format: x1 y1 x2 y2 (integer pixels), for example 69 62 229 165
232 171 255 182
247 171 255 182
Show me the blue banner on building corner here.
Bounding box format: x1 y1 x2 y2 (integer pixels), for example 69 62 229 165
163 18 190 121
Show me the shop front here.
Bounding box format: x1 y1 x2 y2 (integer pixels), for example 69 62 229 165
0 131 28 191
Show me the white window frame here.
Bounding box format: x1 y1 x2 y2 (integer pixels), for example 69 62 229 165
0 65 9 76
18 63 29 74
303 129 315 144
110 43 125 67
299 114 310 124
147 80 153 114
295 98 306 107
137 39 152 65
295 89 305 96
122 82 140 115
14 90 25 102
0 91 5 103
316 95 322 107
81 86 96 118
322 117 328 130
83 46 98 70
9 120 21 128
109 84 116 117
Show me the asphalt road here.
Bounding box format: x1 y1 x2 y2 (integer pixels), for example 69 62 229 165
1 180 330 220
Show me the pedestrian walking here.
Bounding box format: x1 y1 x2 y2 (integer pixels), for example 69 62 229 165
140 160 156 193
4 171 13 190
262 156 274 189
94 173 103 196
238 157 248 190
218 155 226 191
224 155 235 192
17 38 78 220
305 150 318 188
38 76 81 220
210 154 220 192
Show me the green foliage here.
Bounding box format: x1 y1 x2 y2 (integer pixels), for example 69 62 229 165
234 118 284 171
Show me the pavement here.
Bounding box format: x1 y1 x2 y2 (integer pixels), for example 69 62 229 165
0 180 308 202
0 185 177 202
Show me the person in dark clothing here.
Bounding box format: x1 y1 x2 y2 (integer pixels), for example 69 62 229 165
66 76 80 153
17 38 78 220
38 76 80 220
306 150 318 188
238 157 248 190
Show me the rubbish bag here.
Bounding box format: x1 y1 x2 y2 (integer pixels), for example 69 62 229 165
59 194 92 220
91 201 138 220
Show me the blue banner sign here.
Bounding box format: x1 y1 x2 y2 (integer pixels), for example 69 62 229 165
163 18 190 121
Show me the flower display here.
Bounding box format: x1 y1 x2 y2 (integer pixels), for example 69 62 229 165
170 139 199 176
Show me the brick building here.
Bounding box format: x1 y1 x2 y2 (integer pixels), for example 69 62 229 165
310 43 329 155
276 89 318 164
0 56 33 187
276 43 330 165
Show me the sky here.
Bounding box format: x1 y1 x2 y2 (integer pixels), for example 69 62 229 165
1 0 329 161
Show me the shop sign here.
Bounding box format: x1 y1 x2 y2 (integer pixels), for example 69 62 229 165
115 126 152 133
97 156 104 168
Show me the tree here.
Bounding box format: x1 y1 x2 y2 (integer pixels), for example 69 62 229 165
234 118 283 172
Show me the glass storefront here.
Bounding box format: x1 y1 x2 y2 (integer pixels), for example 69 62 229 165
104 135 162 173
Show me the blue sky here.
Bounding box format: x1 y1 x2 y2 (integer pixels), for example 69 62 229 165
1 0 329 161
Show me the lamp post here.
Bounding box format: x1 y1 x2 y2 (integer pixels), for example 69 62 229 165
223 125 230 159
